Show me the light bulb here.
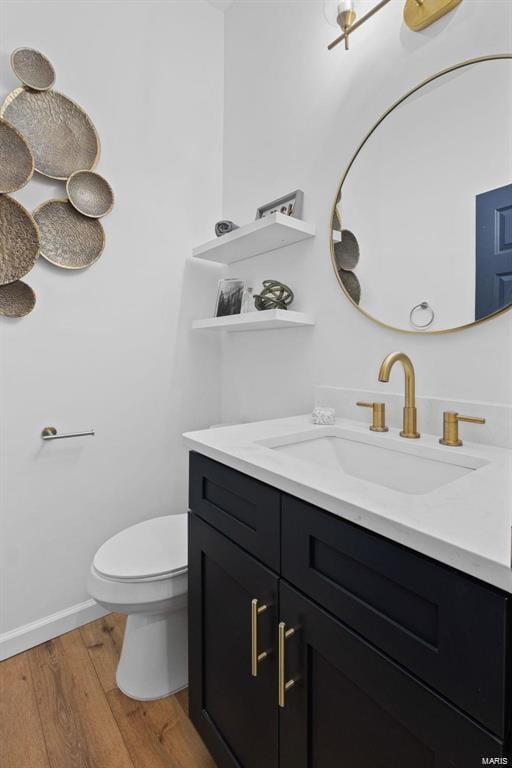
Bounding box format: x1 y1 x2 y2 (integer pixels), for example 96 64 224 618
336 0 356 49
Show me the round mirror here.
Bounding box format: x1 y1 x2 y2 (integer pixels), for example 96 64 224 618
331 56 512 333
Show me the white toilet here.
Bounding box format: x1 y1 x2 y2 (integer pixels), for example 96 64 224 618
87 514 188 701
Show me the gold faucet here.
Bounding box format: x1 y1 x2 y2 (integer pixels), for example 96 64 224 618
378 352 420 439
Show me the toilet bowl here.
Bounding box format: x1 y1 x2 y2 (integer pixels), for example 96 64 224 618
87 514 188 701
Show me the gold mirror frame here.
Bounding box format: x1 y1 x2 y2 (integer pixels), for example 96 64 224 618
330 54 512 335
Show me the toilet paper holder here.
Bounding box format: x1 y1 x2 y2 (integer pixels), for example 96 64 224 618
41 426 95 440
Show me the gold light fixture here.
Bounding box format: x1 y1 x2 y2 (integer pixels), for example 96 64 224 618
336 1 357 50
328 0 463 51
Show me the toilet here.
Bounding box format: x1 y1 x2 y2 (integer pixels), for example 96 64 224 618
87 514 188 701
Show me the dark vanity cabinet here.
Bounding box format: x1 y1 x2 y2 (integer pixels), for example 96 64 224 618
189 452 511 768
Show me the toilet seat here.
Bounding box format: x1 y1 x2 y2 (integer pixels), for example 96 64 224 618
88 513 188 614
93 514 187 582
88 513 189 700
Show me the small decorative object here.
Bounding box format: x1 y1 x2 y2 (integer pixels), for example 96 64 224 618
0 118 34 193
254 280 294 311
215 220 239 237
410 301 435 329
34 199 105 270
0 194 40 285
214 278 246 317
1 88 100 180
241 286 254 313
334 229 359 271
255 190 303 220
338 269 361 305
66 170 114 218
312 406 336 425
0 280 36 317
10 47 56 91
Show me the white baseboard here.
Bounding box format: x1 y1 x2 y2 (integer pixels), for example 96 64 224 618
0 599 109 661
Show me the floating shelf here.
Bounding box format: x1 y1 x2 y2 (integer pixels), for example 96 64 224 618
192 213 315 265
192 309 315 332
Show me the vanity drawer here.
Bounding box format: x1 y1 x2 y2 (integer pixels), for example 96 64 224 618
189 452 280 571
281 495 509 736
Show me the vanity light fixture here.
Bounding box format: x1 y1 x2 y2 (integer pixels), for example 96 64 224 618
336 0 357 50
328 0 463 51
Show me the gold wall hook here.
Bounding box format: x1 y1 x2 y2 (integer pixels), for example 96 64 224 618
356 401 388 432
439 411 485 447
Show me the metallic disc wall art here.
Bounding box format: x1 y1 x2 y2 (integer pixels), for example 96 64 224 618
334 230 360 271
0 280 36 317
11 48 56 91
0 118 34 193
0 88 100 180
34 199 105 269
66 170 114 218
0 194 40 285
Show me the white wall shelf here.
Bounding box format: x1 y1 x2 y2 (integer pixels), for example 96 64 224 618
192 213 315 264
192 309 315 332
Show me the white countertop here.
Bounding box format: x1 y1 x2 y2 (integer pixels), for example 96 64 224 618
183 415 512 592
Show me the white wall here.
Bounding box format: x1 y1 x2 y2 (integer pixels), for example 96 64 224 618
220 0 512 425
2 0 511 656
0 0 224 649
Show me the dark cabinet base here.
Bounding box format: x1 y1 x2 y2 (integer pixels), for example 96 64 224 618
188 453 511 768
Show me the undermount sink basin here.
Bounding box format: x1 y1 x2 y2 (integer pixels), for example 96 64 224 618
259 428 489 495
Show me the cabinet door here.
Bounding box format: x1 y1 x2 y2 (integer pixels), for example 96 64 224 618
282 495 508 735
189 513 279 768
279 582 505 768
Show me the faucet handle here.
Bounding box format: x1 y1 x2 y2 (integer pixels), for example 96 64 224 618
439 411 486 447
356 401 389 433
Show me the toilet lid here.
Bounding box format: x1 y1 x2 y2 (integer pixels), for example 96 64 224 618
93 514 187 581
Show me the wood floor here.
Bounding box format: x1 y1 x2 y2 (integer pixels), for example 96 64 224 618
0 614 216 768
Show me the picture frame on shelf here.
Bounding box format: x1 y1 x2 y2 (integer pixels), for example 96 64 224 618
214 278 246 317
255 189 304 220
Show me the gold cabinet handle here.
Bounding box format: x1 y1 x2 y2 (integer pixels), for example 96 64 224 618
251 599 268 677
278 621 296 707
439 411 486 447
356 401 388 432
